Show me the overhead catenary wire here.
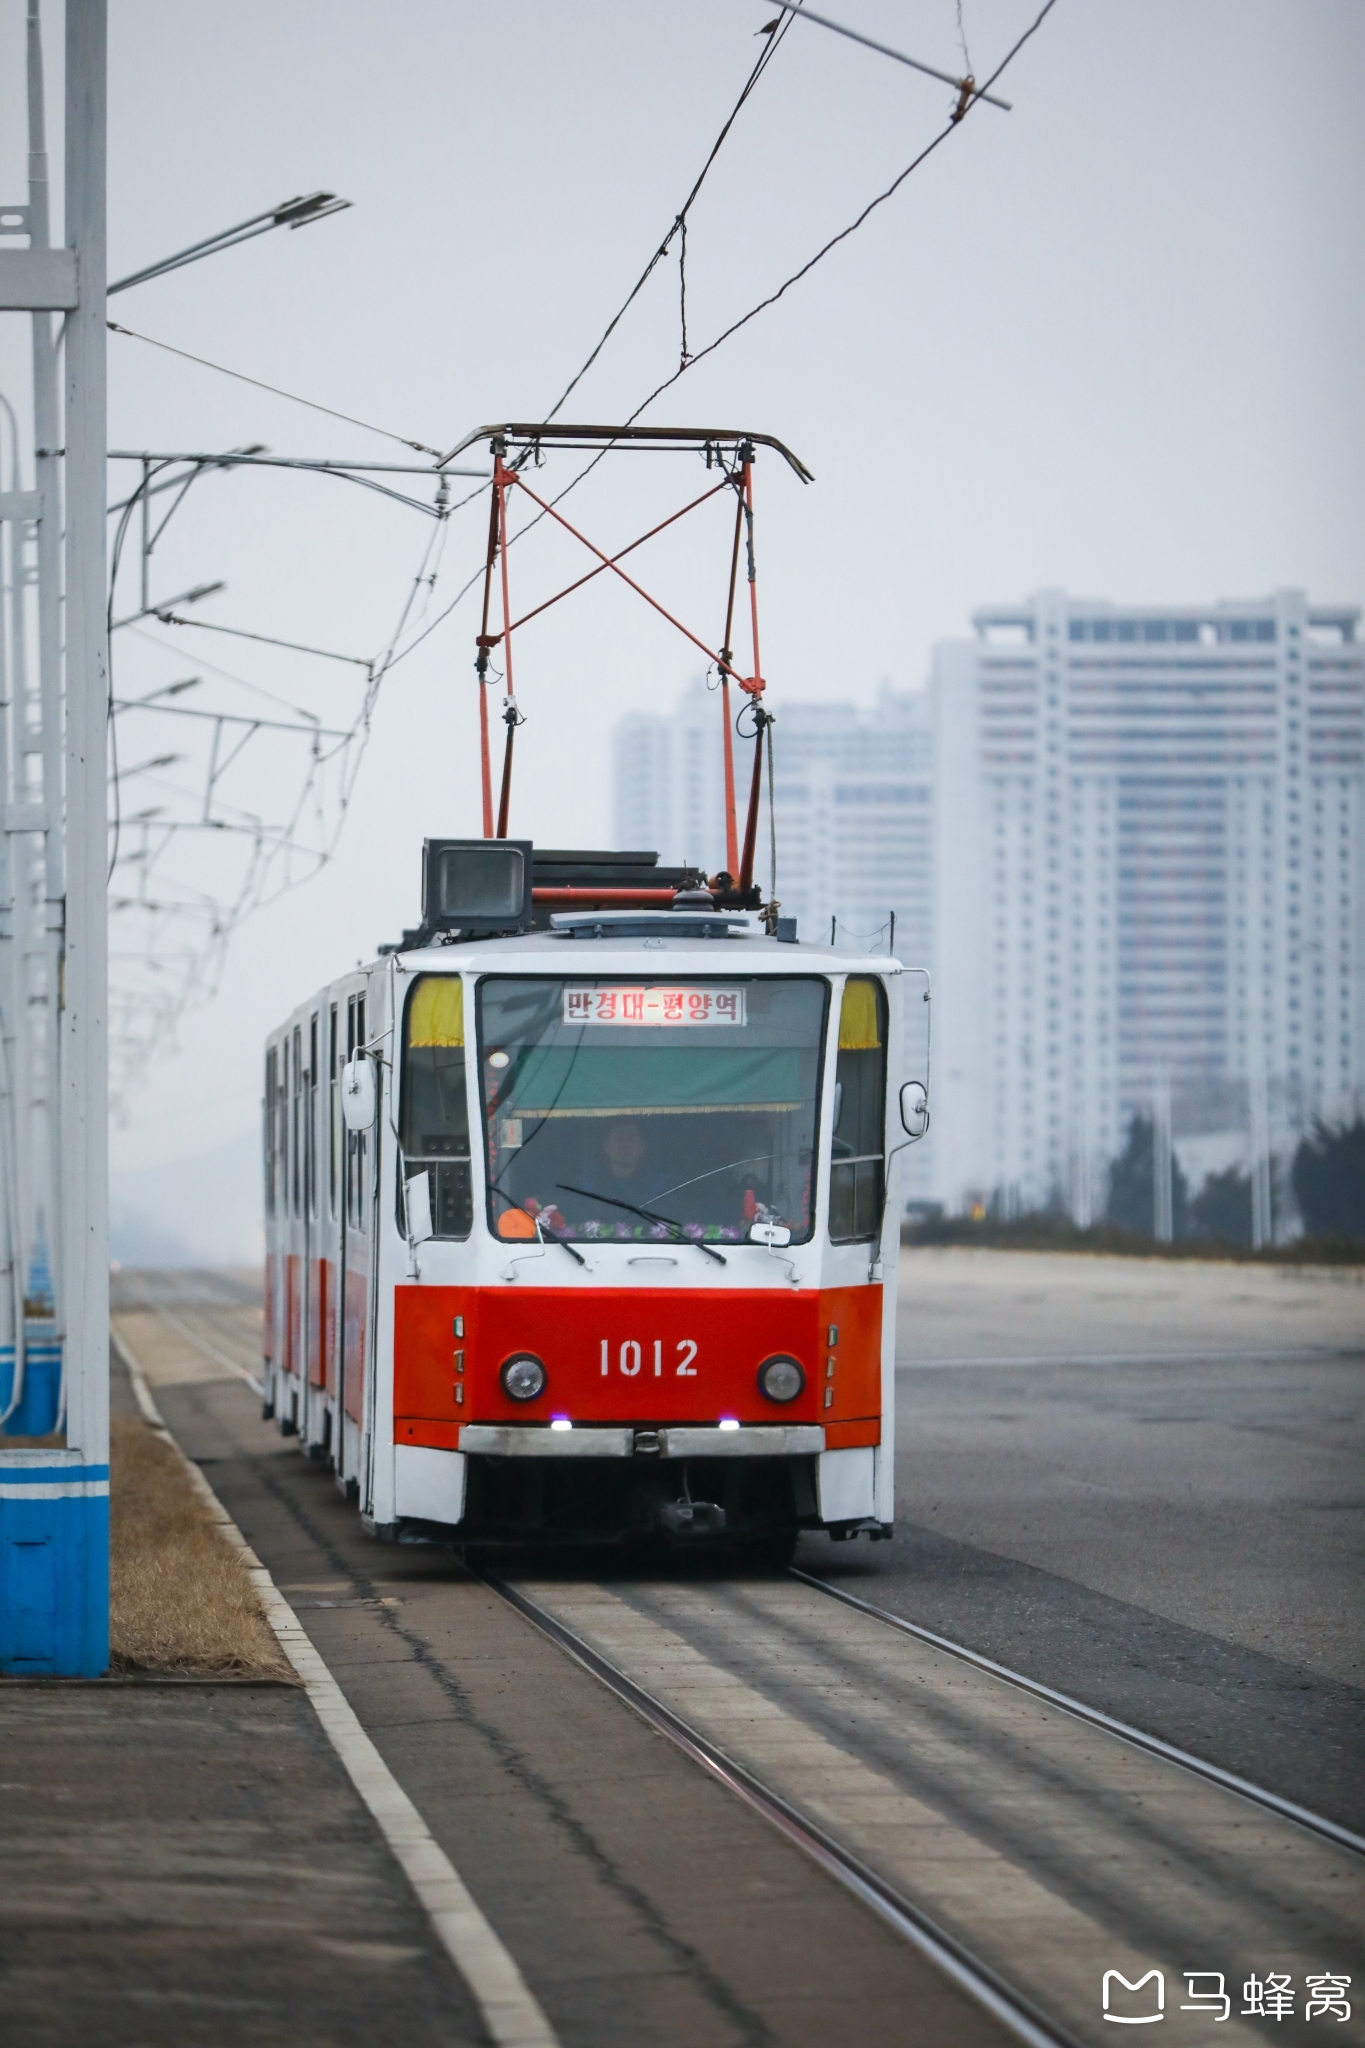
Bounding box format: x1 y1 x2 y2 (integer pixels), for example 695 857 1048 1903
540 3 802 425
388 8 819 672
107 320 446 458
148 613 376 669
431 0 1057 644
619 0 1059 425
956 0 975 79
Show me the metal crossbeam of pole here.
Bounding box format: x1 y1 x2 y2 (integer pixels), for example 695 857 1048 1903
61 0 109 1664
759 2 1013 112
0 247 78 310
108 452 487 478
107 192 351 296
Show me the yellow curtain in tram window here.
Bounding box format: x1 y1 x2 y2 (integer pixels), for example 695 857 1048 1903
838 977 881 1051
408 976 464 1048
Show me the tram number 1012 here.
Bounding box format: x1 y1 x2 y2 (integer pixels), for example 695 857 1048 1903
602 1339 699 1378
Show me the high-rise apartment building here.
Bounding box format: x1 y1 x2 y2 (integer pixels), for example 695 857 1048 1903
931 590 1363 1221
612 679 935 1191
613 679 932 958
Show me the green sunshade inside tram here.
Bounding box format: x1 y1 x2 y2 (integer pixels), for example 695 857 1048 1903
500 1045 806 1115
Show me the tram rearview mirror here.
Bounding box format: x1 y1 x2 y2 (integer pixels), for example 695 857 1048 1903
749 1222 792 1247
341 1056 376 1131
900 1080 929 1139
422 838 533 937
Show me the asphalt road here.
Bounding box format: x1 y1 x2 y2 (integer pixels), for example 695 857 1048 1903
799 1246 1365 1831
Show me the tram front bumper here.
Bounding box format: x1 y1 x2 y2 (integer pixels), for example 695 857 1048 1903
457 1424 827 1459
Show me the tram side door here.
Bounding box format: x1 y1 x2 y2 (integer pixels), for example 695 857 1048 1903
304 1010 328 1441
263 1042 282 1399
286 1023 305 1426
323 1001 342 1460
338 989 370 1492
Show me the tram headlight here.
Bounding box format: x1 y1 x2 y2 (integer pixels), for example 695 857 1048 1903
757 1354 804 1404
500 1353 547 1403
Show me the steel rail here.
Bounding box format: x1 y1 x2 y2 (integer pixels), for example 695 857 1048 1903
480 1570 1080 2048
790 1568 1365 1857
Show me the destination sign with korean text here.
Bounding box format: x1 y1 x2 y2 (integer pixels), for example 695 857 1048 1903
562 986 747 1027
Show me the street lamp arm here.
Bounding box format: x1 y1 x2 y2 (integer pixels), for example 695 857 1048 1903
108 193 350 296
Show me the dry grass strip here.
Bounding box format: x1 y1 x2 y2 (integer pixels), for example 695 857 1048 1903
110 1413 291 1679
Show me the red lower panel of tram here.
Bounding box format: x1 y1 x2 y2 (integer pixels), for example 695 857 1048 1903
393 1284 882 1448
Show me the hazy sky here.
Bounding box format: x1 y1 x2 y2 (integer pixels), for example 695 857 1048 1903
0 1 1361 1243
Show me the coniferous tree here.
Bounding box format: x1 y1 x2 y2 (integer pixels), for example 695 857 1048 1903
1188 1166 1253 1246
1105 1113 1189 1238
1292 1118 1365 1240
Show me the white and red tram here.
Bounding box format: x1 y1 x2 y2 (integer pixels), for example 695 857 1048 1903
260 425 929 1554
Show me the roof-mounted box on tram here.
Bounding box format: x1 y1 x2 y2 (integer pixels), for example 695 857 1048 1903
421 837 534 941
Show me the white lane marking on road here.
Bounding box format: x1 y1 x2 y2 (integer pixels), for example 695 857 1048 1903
112 1326 559 2048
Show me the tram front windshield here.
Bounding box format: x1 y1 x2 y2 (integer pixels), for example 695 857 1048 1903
477 977 827 1246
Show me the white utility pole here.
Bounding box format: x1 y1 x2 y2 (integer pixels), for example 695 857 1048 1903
1250 1070 1272 1251
60 0 110 1492
1152 1075 1173 1244
0 0 109 1676
30 0 68 1352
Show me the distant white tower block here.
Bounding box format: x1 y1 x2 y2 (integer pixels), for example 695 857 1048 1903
931 590 1364 1220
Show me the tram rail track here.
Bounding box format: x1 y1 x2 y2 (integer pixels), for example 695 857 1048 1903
483 1563 1365 2048
789 1566 1365 1857
482 1568 1079 2048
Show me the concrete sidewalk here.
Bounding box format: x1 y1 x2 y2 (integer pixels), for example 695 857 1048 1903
1 1679 485 2048
0 1345 483 2048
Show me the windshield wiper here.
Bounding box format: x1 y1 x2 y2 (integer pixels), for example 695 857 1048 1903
557 1182 727 1266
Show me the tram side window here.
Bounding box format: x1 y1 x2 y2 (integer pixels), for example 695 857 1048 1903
829 978 888 1244
264 1047 277 1219
345 993 368 1230
292 1025 302 1217
280 1039 290 1220
400 976 472 1240
278 1043 290 1220
307 1015 318 1219
328 1003 339 1219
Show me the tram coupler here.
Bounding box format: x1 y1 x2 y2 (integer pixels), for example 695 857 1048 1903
657 1497 727 1538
